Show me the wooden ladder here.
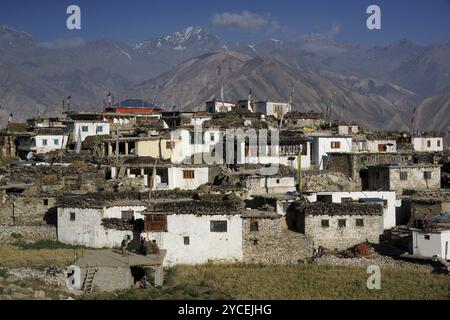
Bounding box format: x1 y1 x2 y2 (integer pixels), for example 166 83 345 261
83 265 98 294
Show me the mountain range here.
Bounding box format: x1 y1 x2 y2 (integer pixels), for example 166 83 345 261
0 24 449 139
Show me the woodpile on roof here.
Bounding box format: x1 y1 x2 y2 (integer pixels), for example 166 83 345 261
284 111 323 120
290 201 383 216
145 194 244 215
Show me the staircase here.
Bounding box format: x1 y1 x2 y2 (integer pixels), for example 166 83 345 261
82 265 98 294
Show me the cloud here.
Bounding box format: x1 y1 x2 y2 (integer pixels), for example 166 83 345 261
212 11 279 33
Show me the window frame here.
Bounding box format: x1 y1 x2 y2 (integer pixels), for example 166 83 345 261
330 141 341 149
423 171 432 180
321 219 330 228
356 218 364 227
210 220 227 233
338 219 347 228
69 212 76 221
183 170 195 179
400 171 408 181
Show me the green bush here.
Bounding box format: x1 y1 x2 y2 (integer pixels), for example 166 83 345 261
0 268 8 278
10 232 23 240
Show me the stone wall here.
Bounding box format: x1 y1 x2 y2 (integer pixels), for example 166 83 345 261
0 225 57 243
242 217 314 264
303 214 380 251
0 194 57 226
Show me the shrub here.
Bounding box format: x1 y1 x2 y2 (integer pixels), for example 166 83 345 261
0 268 8 278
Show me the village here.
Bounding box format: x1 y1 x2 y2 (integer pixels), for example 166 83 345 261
0 95 449 299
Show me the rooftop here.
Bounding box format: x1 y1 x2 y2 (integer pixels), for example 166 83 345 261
290 201 383 216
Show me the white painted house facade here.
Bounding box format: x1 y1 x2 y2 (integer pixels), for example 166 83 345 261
58 204 147 248
411 228 450 260
69 121 110 142
311 136 353 170
143 213 243 266
412 136 444 152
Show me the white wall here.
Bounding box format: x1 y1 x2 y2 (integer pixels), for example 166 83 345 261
254 101 291 119
168 166 209 190
57 205 146 248
34 135 68 153
312 137 353 170
364 140 397 152
412 230 450 260
72 121 110 142
143 214 243 265
412 137 444 152
175 129 222 163
307 191 397 232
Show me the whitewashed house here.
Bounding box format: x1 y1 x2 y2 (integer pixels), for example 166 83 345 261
411 227 450 261
112 159 209 190
254 101 291 120
311 136 353 170
205 100 235 113
143 211 243 266
412 133 444 152
16 130 69 157
57 195 147 248
67 120 110 142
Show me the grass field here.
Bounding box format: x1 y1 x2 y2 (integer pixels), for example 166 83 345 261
0 242 84 268
87 263 450 300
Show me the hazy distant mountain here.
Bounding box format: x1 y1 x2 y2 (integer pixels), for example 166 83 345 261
0 23 449 136
414 91 450 142
124 52 414 130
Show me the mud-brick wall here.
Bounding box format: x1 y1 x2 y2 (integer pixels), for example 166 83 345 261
242 217 313 264
0 194 57 226
0 225 57 243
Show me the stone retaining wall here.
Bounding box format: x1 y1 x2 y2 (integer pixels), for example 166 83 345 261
0 225 57 243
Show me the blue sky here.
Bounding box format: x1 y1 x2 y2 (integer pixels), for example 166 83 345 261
1 0 450 46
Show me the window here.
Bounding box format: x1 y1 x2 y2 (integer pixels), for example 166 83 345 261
437 140 441 147
190 131 205 144
338 219 346 228
427 140 431 148
424 171 432 180
121 210 134 220
43 199 49 206
166 141 175 149
183 170 195 179
183 236 190 245
144 215 167 232
96 126 103 133
321 219 329 228
356 219 364 227
330 141 341 149
250 219 259 231
42 139 48 146
210 133 215 141
210 220 227 232
383 200 388 208
54 139 59 145
400 172 408 180
69 212 76 221
378 144 387 152
81 126 89 132
424 235 430 240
